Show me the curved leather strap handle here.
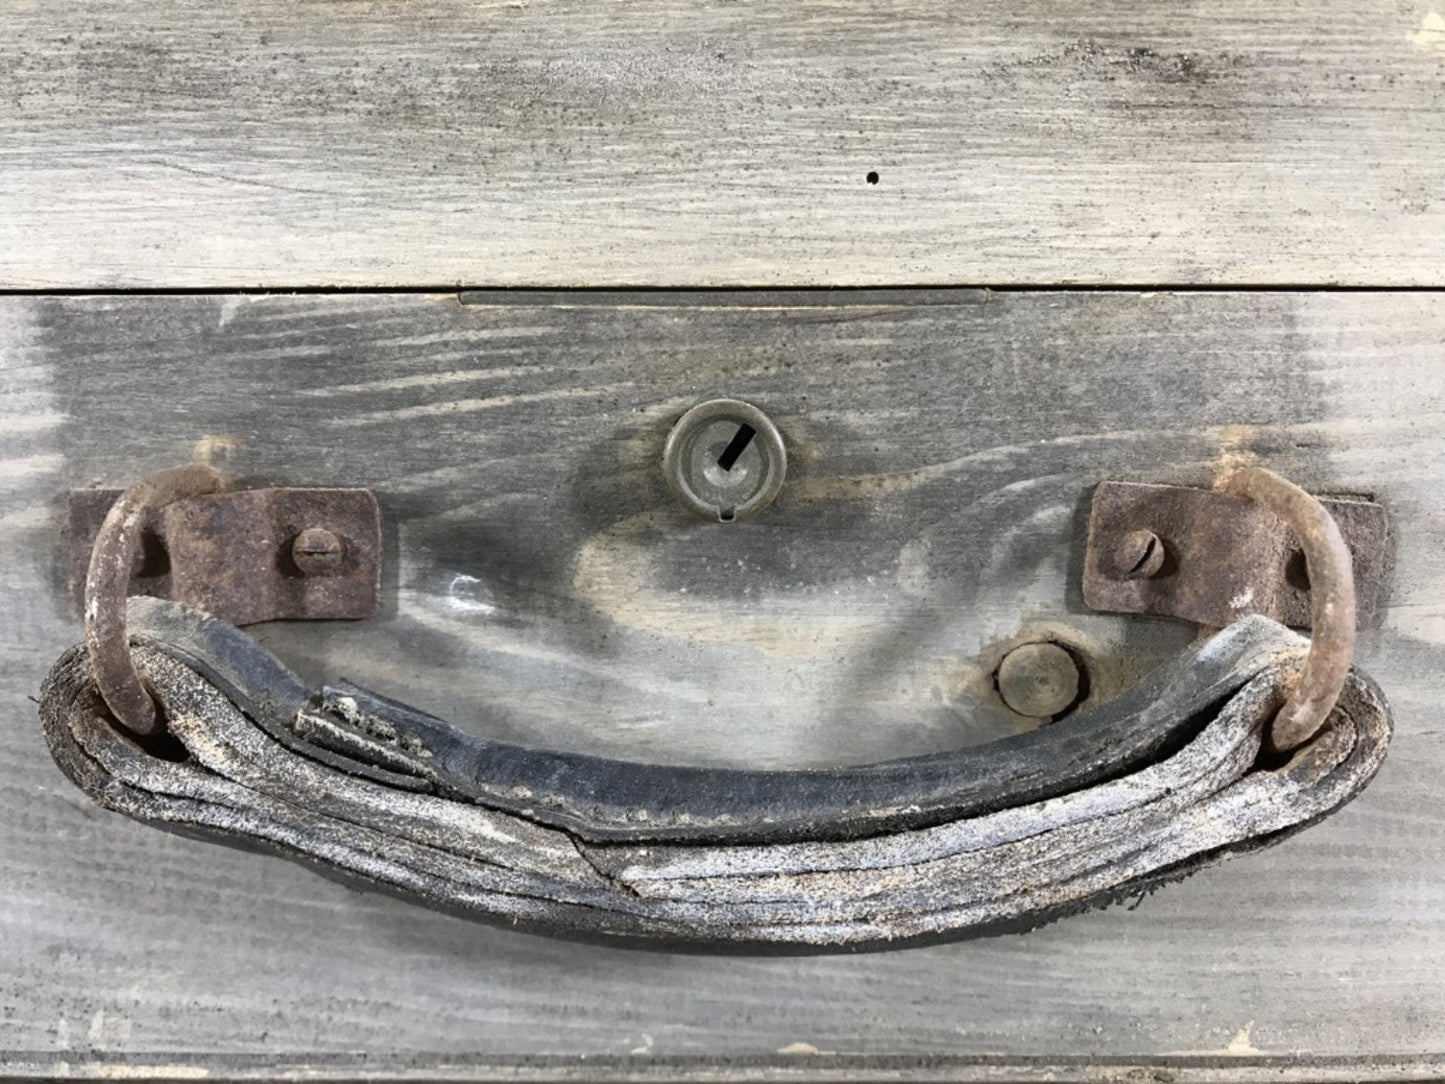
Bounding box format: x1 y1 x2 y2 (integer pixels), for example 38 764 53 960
114 598 1314 845
37 466 1393 950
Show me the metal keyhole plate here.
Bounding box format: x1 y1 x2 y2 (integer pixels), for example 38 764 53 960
663 399 787 522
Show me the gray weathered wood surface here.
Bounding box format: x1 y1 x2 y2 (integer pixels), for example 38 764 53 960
3 1 1445 289
1 292 1442 1076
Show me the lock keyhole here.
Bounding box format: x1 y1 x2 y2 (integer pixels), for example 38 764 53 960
716 424 756 472
662 400 787 522
702 426 759 493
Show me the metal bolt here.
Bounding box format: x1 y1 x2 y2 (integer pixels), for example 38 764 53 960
996 642 1082 720
1113 528 1166 580
662 398 787 522
292 527 345 576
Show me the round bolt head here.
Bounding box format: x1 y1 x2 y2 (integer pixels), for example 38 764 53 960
996 641 1082 719
1113 528 1166 580
292 526 346 576
662 399 787 522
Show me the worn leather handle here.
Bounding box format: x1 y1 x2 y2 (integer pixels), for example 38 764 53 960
36 467 1393 950
98 599 1332 846
37 606 1392 949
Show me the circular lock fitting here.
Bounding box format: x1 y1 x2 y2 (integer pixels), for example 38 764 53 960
663 399 787 523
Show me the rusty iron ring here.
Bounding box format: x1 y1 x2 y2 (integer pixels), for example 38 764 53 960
1220 465 1357 755
84 464 224 737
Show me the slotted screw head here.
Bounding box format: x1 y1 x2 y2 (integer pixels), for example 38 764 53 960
1113 529 1166 580
292 527 345 576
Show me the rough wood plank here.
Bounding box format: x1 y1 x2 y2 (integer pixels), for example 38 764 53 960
1 292 1443 1068
2 2 1444 288
6 1054 1445 1083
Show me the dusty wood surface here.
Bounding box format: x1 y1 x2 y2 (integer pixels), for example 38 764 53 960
2 1 1445 289
1 292 1442 1073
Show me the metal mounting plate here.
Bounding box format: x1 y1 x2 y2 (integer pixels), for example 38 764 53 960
69 487 381 626
1082 481 1387 630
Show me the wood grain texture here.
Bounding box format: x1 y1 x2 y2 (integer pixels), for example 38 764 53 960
2 1 1445 289
1 292 1443 1073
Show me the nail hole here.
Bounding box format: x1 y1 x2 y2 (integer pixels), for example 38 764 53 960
866 171 880 185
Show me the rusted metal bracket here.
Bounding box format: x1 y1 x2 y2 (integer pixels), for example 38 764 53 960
1082 480 1386 630
69 486 381 627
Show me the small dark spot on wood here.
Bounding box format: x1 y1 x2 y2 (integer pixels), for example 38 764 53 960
866 171 880 185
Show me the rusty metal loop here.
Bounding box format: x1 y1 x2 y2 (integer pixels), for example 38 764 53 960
84 464 224 737
1219 465 1357 755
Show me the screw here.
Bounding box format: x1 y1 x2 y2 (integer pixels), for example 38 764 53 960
996 642 1083 720
1113 528 1166 580
292 527 345 576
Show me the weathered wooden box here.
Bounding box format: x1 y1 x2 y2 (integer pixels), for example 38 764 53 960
3 2 1444 1079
